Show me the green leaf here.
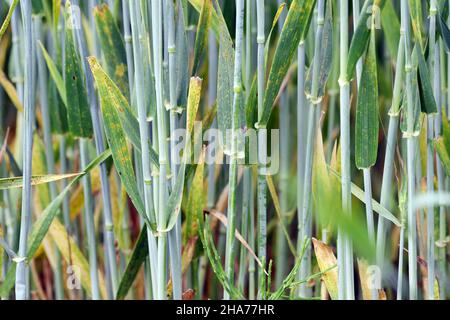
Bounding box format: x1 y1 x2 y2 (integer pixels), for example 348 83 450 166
400 63 422 135
415 45 438 114
88 57 156 231
188 0 224 40
381 0 400 58
0 0 19 41
268 239 309 300
258 0 316 128
48 76 69 134
355 26 379 169
192 0 212 75
175 0 189 109
200 216 244 299
264 3 287 67
346 0 386 82
94 3 130 101
64 1 93 138
37 31 67 133
116 227 148 300
38 42 67 106
436 6 450 53
305 0 333 102
0 173 81 190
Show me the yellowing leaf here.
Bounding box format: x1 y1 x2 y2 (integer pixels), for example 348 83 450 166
357 258 387 300
312 238 338 300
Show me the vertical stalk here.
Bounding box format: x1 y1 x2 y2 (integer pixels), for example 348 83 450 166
300 0 327 300
79 138 100 300
129 0 159 297
397 142 407 300
238 169 250 292
296 38 308 296
59 135 71 234
357 2 374 278
123 1 134 91
438 41 447 300
88 0 100 56
338 0 353 300
123 4 151 298
167 0 182 300
34 16 64 300
402 0 418 300
224 0 244 300
207 32 218 208
376 34 404 276
248 177 256 299
15 0 33 300
256 0 267 299
426 0 438 299
275 0 289 288
151 0 169 300
238 0 253 294
363 169 375 242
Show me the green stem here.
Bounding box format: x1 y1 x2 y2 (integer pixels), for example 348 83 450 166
129 0 159 297
275 0 289 288
427 0 438 299
338 0 353 300
296 40 307 297
299 0 325 299
224 0 244 300
15 0 33 300
402 0 418 300
256 0 267 300
79 138 100 300
34 15 65 300
167 0 182 300
363 168 375 243
376 33 404 274
151 0 169 300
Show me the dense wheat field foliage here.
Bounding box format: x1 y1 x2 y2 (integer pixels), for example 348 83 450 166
0 0 448 301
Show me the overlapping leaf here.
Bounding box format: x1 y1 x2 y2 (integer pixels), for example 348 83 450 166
258 0 316 128
355 26 379 169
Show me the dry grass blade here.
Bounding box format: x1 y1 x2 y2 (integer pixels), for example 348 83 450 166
312 238 338 300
